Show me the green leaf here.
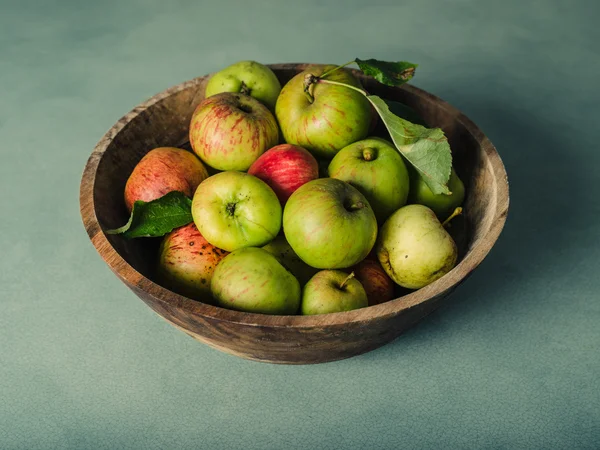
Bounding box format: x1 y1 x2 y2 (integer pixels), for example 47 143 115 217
385 100 429 127
367 95 452 195
106 191 193 239
355 58 418 87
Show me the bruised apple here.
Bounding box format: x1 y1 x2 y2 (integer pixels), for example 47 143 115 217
124 147 208 212
156 223 228 301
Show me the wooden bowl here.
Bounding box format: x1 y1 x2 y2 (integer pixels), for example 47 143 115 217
79 64 509 364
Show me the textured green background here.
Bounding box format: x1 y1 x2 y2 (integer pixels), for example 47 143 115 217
1 0 599 448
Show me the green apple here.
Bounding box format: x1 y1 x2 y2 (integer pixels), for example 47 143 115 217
283 178 377 269
189 92 279 171
156 223 228 301
192 171 281 252
211 247 301 315
408 167 465 220
275 64 372 160
301 270 368 315
205 61 282 111
376 204 458 289
262 235 319 286
328 137 410 224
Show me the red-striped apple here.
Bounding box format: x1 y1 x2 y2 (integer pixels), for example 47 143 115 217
248 144 319 205
124 147 208 212
275 64 373 160
189 92 279 171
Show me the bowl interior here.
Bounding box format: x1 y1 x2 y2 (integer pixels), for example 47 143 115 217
85 64 507 320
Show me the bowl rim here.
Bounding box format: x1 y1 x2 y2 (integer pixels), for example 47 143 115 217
80 63 509 329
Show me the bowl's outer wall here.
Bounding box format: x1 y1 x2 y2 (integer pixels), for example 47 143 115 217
80 64 509 364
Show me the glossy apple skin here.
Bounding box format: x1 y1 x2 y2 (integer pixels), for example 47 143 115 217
124 147 208 212
301 270 368 315
283 178 377 269
349 257 395 306
328 137 410 224
205 60 282 111
248 144 319 205
191 171 281 252
275 64 372 160
156 223 228 301
262 235 319 286
189 92 279 171
408 167 465 220
211 247 301 315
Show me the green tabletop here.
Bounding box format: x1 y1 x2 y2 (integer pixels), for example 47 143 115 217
2 0 598 448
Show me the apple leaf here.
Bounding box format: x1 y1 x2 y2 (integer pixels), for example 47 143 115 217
385 100 429 127
367 95 452 195
355 58 418 87
106 191 193 239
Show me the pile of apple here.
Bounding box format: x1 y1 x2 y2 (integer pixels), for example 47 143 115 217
123 61 465 315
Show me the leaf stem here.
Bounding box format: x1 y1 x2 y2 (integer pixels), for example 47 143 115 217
316 78 368 96
339 272 355 290
319 60 356 79
442 207 463 227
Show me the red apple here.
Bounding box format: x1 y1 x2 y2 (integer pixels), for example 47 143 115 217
350 257 395 306
124 147 208 212
156 222 229 301
189 92 279 171
247 144 319 205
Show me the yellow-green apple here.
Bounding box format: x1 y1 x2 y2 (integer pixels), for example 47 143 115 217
192 171 281 252
328 137 410 224
262 235 318 285
376 204 458 289
283 178 377 269
408 167 465 220
156 223 228 301
124 147 208 212
275 64 372 160
189 92 279 171
301 270 368 315
348 257 395 306
247 144 319 205
205 60 281 111
211 247 301 315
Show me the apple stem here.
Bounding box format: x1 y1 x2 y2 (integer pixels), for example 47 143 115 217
319 60 356 79
346 201 366 212
239 81 251 96
316 78 368 96
303 73 318 103
340 271 355 290
362 148 375 161
442 207 463 227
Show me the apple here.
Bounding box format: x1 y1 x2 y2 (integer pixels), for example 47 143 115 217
283 178 377 269
247 144 319 205
205 60 282 111
124 147 208 212
192 171 281 252
211 247 301 315
408 167 465 220
328 137 410 224
262 235 319 285
301 270 368 315
156 223 228 301
376 204 458 289
348 257 395 306
275 64 372 160
189 92 279 171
